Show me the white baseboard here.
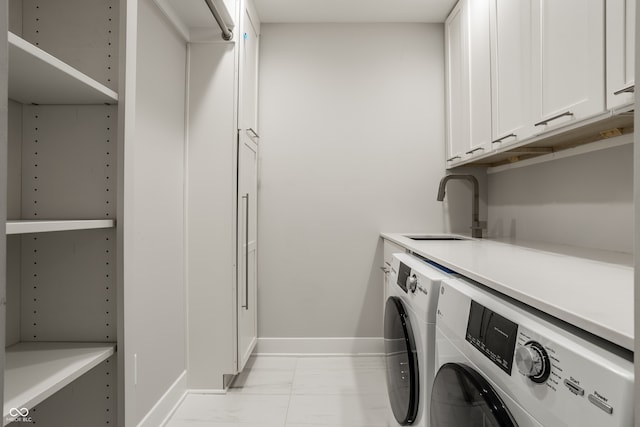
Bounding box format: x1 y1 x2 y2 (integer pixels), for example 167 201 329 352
137 370 187 427
185 388 227 394
254 337 384 356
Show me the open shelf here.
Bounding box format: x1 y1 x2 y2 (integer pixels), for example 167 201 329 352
8 32 118 105
3 342 115 425
6 219 115 235
453 109 634 168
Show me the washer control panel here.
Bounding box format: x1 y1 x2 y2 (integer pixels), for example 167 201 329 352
390 253 452 321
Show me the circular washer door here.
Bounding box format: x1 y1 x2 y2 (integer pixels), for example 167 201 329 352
430 363 518 427
384 296 419 425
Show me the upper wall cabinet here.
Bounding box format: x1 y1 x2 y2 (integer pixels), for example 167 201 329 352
530 0 605 131
445 0 491 167
467 0 492 158
445 0 630 168
445 2 468 166
606 0 636 111
489 0 534 149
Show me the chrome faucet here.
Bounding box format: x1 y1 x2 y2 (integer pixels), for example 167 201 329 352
437 174 484 238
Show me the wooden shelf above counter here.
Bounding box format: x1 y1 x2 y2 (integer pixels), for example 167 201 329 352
453 109 634 168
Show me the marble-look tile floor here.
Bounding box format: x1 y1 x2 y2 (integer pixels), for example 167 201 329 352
165 356 390 427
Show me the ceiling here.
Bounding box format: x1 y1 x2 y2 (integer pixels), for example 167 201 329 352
252 0 458 23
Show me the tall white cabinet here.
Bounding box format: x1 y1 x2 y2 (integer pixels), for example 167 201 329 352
236 0 260 373
3 0 122 424
237 134 258 370
156 0 260 390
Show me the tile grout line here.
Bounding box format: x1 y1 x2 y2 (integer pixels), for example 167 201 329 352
282 356 299 426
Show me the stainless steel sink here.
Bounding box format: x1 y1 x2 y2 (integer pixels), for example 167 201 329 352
403 234 470 241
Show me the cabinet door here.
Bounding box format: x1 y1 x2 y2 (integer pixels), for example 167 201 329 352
445 1 469 166
467 0 492 158
531 0 605 130
490 0 533 148
237 131 258 373
606 0 636 110
238 0 260 133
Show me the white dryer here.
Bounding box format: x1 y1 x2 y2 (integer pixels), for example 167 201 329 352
431 277 634 427
385 253 453 426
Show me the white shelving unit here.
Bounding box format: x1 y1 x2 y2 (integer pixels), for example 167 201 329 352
3 342 115 426
6 219 115 235
8 32 118 105
4 0 121 424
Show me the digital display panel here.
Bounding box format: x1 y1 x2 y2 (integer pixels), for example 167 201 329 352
396 262 411 293
466 300 518 375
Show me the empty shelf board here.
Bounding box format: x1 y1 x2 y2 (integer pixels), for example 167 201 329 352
8 32 118 105
3 342 115 425
6 219 115 235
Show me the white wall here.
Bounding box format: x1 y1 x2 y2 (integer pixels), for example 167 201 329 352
633 2 639 424
123 0 187 424
487 142 633 253
258 23 449 339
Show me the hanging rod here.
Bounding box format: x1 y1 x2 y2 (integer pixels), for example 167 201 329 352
203 0 234 41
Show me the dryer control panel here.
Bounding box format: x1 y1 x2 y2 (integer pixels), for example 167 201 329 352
437 278 634 427
466 300 519 375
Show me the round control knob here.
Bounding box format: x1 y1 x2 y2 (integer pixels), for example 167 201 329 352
407 274 418 293
515 341 550 384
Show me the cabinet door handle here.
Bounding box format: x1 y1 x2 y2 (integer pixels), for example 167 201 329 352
446 155 461 162
613 84 635 95
247 128 260 139
242 193 249 310
465 147 485 155
534 111 573 127
492 133 517 144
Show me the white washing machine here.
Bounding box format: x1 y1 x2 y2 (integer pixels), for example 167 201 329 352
385 253 453 426
431 277 634 427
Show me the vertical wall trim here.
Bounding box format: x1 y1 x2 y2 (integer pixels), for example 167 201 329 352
634 0 640 424
0 0 8 410
120 0 138 424
183 42 191 379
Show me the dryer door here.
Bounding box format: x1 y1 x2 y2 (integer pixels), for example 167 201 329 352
384 296 419 425
430 363 518 427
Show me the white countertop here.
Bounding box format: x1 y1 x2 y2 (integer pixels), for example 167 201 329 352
381 233 634 351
